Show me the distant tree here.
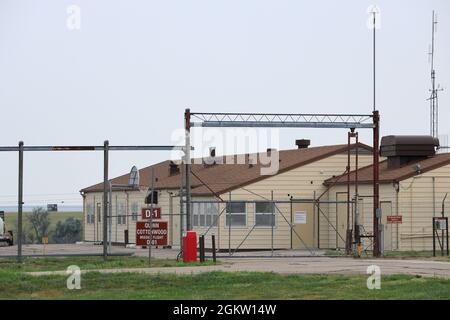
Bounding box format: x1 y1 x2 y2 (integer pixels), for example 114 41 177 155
52 218 82 244
27 207 51 243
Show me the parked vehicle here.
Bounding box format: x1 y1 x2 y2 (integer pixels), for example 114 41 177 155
0 211 13 246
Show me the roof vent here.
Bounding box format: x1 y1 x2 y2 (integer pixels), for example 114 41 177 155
169 161 179 176
209 147 216 158
204 147 217 166
295 139 310 149
266 148 277 155
380 135 439 169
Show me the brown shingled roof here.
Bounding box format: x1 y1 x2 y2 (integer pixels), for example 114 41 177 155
81 143 372 195
323 152 450 186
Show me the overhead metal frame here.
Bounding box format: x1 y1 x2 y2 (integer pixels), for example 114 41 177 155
0 142 186 262
184 109 381 257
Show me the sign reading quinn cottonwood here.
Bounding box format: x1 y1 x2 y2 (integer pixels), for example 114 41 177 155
136 221 168 246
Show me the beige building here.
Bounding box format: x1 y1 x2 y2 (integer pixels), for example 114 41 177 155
81 136 450 252
80 141 374 251
324 136 450 252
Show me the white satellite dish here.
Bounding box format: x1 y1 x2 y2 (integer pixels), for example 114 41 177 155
128 166 140 187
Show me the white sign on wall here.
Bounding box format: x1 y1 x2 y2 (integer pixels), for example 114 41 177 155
295 211 307 224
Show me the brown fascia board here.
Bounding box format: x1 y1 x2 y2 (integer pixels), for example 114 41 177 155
324 156 450 186
212 143 373 196
393 157 450 183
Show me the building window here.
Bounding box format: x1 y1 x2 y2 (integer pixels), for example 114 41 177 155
255 202 275 227
117 202 126 225
131 202 139 221
192 202 218 227
86 204 94 224
96 203 102 223
225 202 246 227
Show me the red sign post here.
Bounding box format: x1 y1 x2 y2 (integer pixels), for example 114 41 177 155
387 215 402 224
141 207 161 220
136 221 168 246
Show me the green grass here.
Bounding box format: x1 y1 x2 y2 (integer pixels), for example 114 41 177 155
0 271 448 299
0 256 218 272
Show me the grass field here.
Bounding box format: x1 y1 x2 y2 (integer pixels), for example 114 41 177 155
4 211 83 230
0 270 448 300
0 256 448 299
3 211 83 242
0 256 218 272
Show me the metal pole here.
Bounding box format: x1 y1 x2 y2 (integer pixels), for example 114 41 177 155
212 234 216 263
373 111 380 257
17 141 24 262
373 9 376 112
108 182 112 254
179 156 185 251
355 132 359 198
228 192 231 256
148 167 155 267
185 108 192 231
346 131 351 254
446 218 449 256
290 196 293 249
271 190 274 257
199 235 205 262
103 140 109 261
355 132 359 251
433 218 436 257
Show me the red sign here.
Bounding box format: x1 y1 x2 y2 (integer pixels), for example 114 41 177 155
387 215 402 224
136 221 168 246
141 207 161 220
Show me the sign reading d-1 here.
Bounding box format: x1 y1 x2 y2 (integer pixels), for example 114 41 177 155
141 207 161 220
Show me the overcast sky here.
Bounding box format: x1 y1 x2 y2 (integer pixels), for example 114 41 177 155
0 0 449 207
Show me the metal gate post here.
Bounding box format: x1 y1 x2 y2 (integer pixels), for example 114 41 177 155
212 234 217 263
432 218 436 257
290 196 293 249
271 191 274 256
103 140 109 261
185 108 192 231
228 192 231 256
446 218 449 256
179 155 185 251
346 131 351 254
17 141 24 262
373 110 380 257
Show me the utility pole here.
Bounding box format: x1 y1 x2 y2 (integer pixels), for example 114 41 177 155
369 6 381 257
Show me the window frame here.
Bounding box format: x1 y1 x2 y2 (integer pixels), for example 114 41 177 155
254 201 276 228
96 203 102 223
225 201 247 228
86 203 94 224
117 202 126 225
192 202 219 228
131 202 139 221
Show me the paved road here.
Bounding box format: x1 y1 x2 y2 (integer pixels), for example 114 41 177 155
4 244 450 278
